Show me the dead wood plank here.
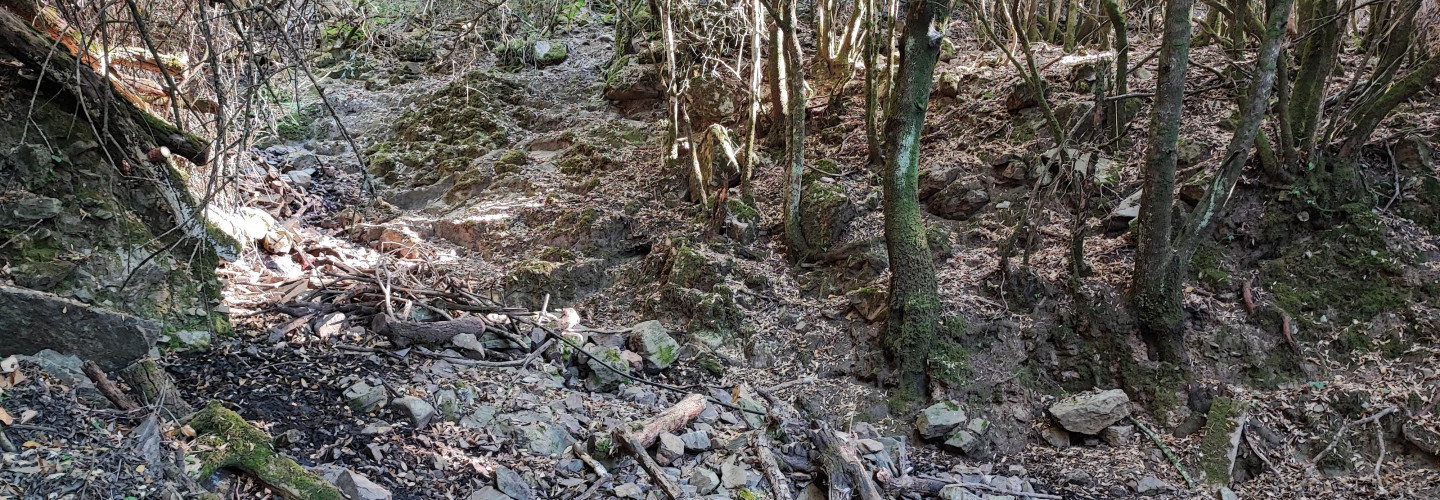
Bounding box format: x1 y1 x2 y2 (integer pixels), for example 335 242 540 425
810 422 883 500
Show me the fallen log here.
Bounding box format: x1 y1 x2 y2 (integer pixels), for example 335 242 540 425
121 358 194 419
754 428 794 500
0 4 210 164
615 429 685 500
618 393 708 449
809 422 884 500
379 316 488 347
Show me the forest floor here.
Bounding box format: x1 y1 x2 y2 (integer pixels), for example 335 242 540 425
4 9 1440 500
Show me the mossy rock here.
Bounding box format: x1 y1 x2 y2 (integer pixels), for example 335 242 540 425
495 149 529 174
800 181 858 253
1199 397 1244 485
187 401 343 500
365 71 521 190
498 38 569 69
505 258 609 309
556 141 621 176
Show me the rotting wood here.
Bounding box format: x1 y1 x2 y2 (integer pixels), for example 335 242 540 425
754 428 794 500
620 393 708 449
121 359 194 419
384 316 487 347
82 360 140 411
0 5 209 163
810 422 884 500
615 430 685 500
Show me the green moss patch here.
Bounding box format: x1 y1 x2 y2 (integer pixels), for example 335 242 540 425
188 401 343 500
1262 207 1414 329
365 71 521 190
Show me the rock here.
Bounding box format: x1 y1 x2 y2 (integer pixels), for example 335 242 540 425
1218 487 1239 500
391 396 437 429
628 320 680 371
939 485 983 500
943 429 981 455
966 418 991 436
689 468 721 494
918 166 962 200
721 460 747 489
1065 470 1092 485
1101 424 1134 447
1404 420 1440 457
461 404 498 429
603 60 662 101
1135 476 1172 495
916 402 968 440
451 333 487 355
467 486 513 500
286 168 314 187
14 194 63 220
0 286 159 371
495 466 534 500
1108 190 1143 234
344 382 388 413
532 40 568 68
858 439 885 453
613 483 643 499
925 181 990 220
1040 426 1071 448
436 389 460 422
681 430 712 451
313 313 345 338
657 432 686 464
496 411 571 456
336 469 392 500
582 344 631 392
1049 389 1131 435
167 330 211 351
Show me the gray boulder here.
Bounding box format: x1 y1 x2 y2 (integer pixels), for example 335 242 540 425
943 429 981 455
495 466 534 500
1100 424 1134 446
0 285 158 371
689 468 721 495
628 320 680 371
583 345 631 392
467 487 514 500
336 469 392 500
1049 389 1131 435
916 402 968 440
392 396 437 429
344 381 387 413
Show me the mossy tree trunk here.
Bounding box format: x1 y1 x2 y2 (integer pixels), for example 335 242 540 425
864 0 883 168
776 0 811 257
1285 0 1342 166
881 0 950 398
1129 0 1194 365
1337 56 1440 162
1177 0 1293 255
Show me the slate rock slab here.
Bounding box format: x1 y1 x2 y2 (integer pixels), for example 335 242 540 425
0 285 158 371
1049 389 1130 435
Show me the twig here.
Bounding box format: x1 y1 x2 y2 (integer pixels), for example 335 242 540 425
1305 407 1398 473
764 376 816 394
1130 416 1197 488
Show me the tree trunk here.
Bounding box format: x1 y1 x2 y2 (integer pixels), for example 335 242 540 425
1129 0 1194 365
1286 0 1341 164
779 0 810 257
864 0 883 168
744 0 765 202
881 0 949 397
1177 0 1294 259
1337 56 1440 161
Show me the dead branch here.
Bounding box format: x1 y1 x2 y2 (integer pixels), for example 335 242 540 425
753 428 794 500
1305 407 1399 474
810 422 884 500
82 360 141 411
621 393 708 449
614 429 685 500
